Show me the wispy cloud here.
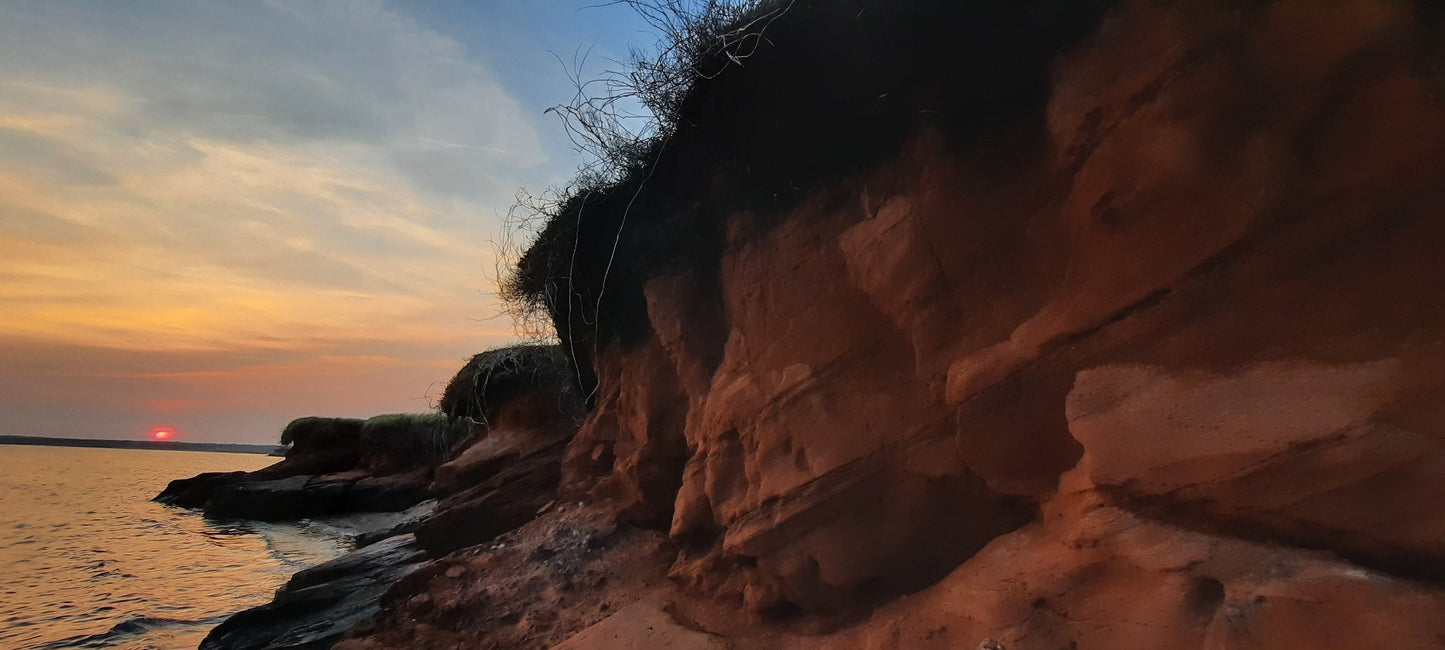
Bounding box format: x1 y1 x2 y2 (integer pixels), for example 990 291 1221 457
0 0 554 440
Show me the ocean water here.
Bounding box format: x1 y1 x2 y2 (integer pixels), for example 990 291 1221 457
0 445 351 650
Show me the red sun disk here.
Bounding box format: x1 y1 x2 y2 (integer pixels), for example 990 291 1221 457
150 428 174 441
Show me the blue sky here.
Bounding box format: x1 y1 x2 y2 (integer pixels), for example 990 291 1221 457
0 0 657 442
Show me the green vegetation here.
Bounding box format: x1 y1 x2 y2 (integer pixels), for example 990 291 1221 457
279 416 364 448
440 344 577 425
277 414 470 471
359 413 473 469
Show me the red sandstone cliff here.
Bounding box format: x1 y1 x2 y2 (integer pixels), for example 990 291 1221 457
339 1 1445 647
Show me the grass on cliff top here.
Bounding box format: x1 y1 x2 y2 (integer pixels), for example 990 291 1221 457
439 344 578 425
498 0 1115 400
278 414 472 470
499 0 783 393
279 416 364 447
359 413 473 468
538 0 777 185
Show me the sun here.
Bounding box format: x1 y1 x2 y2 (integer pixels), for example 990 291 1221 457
149 427 176 441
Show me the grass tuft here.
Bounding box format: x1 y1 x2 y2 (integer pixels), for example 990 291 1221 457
359 413 474 471
496 1 783 394
498 0 1117 397
279 416 364 448
439 344 577 425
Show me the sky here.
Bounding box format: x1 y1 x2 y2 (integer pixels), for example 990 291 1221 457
0 0 656 443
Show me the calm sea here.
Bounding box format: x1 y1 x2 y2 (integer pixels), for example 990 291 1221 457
0 445 350 650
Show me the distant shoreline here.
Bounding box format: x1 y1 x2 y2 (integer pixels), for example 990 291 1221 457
0 435 283 456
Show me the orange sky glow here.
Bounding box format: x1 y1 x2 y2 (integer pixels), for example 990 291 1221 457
0 2 647 443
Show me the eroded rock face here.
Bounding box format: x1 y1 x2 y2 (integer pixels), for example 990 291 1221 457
790 487 1445 650
414 435 570 557
1070 360 1445 577
558 0 1445 617
416 373 587 557
342 0 1445 646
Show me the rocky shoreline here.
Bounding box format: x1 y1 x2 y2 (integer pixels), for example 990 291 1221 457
155 345 584 649
162 1 1445 648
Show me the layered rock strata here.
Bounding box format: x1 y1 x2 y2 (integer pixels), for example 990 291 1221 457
229 0 1445 647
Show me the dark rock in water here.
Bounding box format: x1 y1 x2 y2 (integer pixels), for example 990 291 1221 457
349 474 431 512
201 472 430 522
202 475 314 521
156 413 449 523
154 471 250 508
168 351 587 647
200 534 426 650
349 502 434 548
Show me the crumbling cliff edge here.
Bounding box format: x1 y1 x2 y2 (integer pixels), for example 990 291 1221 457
196 1 1445 647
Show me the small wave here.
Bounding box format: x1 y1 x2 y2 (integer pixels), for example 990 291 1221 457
245 521 352 570
33 614 227 649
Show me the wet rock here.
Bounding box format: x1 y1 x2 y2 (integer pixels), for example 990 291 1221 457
200 472 430 522
154 471 250 508
200 534 426 650
348 473 432 513
348 501 435 548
